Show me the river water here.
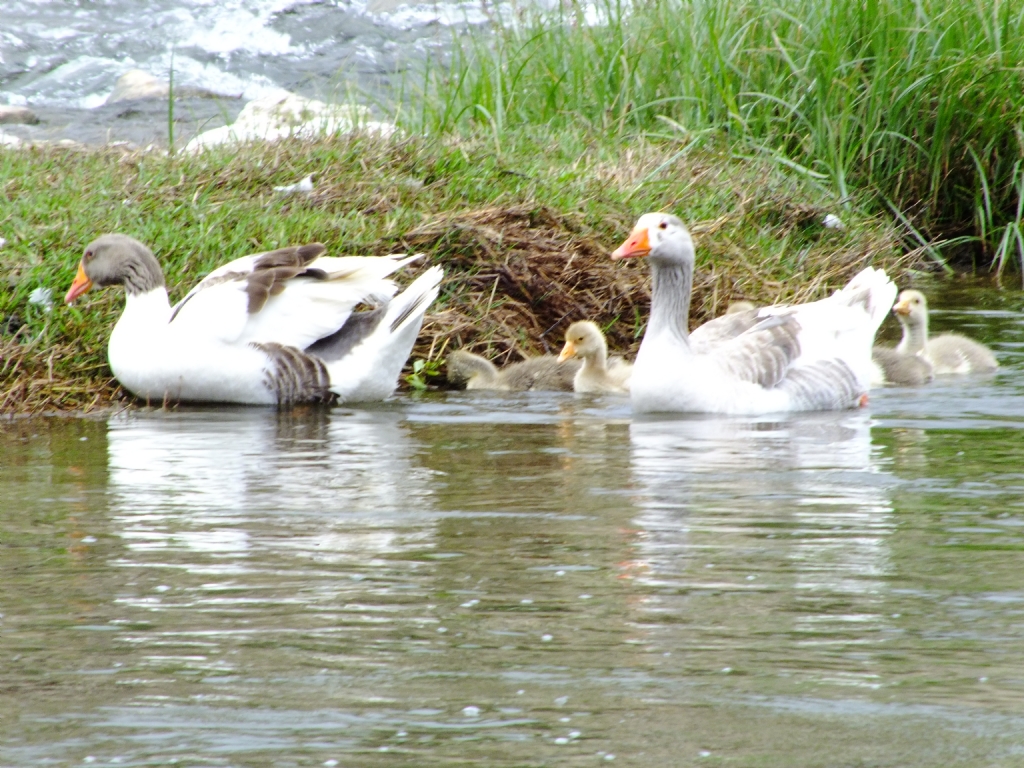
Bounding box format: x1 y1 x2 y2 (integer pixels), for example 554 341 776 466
3 283 1024 765
0 0 494 145
0 0 487 108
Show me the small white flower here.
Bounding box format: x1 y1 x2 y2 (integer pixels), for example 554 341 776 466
823 213 845 229
28 286 53 313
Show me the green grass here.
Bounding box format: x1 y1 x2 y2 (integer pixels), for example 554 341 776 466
0 131 907 412
408 0 1024 273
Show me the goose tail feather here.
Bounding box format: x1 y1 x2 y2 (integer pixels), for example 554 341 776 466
326 265 443 402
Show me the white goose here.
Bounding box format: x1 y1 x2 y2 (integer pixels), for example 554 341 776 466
64 234 443 405
893 289 998 374
612 213 897 414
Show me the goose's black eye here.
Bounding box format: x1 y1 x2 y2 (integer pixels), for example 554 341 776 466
84 250 93 261
658 222 668 230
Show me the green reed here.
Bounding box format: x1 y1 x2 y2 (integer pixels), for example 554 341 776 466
410 0 1024 273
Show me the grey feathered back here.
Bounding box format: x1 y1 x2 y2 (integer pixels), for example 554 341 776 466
872 346 934 386
447 350 579 391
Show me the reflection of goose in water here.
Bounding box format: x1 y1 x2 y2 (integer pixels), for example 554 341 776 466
628 414 893 583
106 408 437 564
623 415 895 674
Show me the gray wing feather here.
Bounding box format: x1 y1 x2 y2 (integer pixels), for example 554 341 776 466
710 316 802 389
690 309 763 354
253 342 333 405
778 359 862 411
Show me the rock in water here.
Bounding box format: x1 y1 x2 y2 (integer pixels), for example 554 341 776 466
105 69 228 105
184 92 396 152
106 70 168 104
0 106 38 125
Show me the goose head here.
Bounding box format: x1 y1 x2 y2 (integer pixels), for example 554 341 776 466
558 320 608 363
892 289 928 327
65 234 165 304
610 212 694 268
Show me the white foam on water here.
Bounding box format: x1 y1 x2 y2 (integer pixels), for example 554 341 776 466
149 52 291 102
34 26 81 42
372 1 492 30
363 0 613 33
2 0 325 108
0 0 614 111
174 0 306 57
19 56 136 108
13 51 287 109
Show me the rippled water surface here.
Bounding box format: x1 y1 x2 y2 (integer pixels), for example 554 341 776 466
0 0 482 109
4 287 1024 766
1 0 498 145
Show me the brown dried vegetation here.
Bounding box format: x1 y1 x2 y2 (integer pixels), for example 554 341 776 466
0 334 121 415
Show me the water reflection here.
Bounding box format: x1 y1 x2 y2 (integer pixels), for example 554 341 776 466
5 288 1024 766
625 413 897 690
107 407 438 564
628 412 893 585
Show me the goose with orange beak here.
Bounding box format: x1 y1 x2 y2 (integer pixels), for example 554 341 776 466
610 212 896 414
64 233 442 405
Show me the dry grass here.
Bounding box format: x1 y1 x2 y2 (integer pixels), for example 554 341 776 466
0 335 122 414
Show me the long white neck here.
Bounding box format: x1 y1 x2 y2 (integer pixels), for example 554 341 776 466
896 312 928 355
645 257 693 349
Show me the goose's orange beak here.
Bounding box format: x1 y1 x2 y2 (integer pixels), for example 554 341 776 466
892 298 911 316
64 261 93 305
611 227 651 260
558 340 577 363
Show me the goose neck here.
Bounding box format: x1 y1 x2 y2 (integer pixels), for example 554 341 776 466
647 258 692 345
123 287 173 326
581 343 608 374
897 313 928 355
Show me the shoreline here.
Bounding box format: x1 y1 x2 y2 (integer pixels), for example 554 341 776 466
1 130 926 415
1 97 246 151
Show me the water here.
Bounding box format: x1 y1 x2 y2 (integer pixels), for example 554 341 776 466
1 0 488 110
0 0 504 145
3 286 1024 765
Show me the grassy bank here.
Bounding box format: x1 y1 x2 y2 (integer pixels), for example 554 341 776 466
412 0 1024 272
0 131 914 413
6 0 1021 412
